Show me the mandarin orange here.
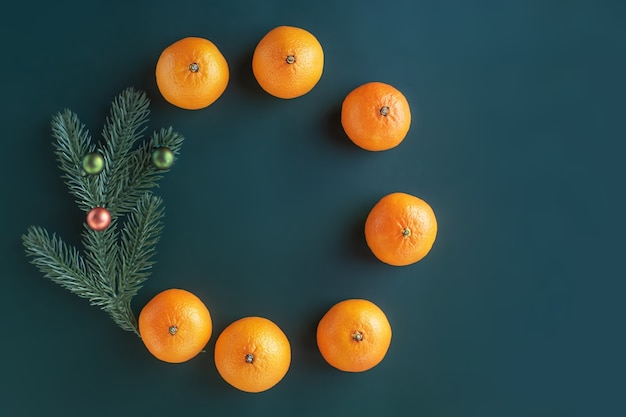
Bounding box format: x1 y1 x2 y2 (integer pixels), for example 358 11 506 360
317 299 392 372
214 316 291 393
138 288 212 363
155 37 229 110
341 81 411 151
252 25 324 99
365 192 437 266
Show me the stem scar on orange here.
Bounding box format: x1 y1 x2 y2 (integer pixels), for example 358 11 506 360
138 288 213 363
214 316 291 393
252 25 324 99
316 299 392 372
155 36 229 110
365 192 438 266
341 81 411 151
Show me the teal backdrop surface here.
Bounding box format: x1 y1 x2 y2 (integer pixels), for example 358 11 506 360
1 1 624 416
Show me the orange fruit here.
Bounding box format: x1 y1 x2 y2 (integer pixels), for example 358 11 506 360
316 299 392 372
155 36 229 110
214 316 291 393
365 192 437 266
252 25 324 99
341 81 411 151
138 288 213 363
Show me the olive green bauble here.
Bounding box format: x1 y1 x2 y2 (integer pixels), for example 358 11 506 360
152 147 174 170
82 152 105 175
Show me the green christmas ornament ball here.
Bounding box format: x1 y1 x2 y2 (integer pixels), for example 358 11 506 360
152 147 174 170
82 152 104 175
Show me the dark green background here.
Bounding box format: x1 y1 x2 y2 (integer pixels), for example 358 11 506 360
1 1 624 416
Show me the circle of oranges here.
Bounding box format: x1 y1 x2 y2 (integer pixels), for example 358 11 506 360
144 25 438 391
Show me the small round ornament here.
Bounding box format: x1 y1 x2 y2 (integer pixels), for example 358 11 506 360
152 147 174 170
86 207 112 231
82 152 105 175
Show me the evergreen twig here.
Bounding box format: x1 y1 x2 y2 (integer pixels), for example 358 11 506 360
22 227 112 307
100 89 151 216
52 110 101 211
22 87 183 335
117 193 165 308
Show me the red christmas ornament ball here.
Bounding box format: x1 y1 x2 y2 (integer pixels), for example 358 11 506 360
86 207 112 231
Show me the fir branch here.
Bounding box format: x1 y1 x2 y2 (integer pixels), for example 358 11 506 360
92 193 165 335
22 227 111 307
100 88 151 216
23 88 185 336
23 226 139 333
118 193 165 301
51 110 102 211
